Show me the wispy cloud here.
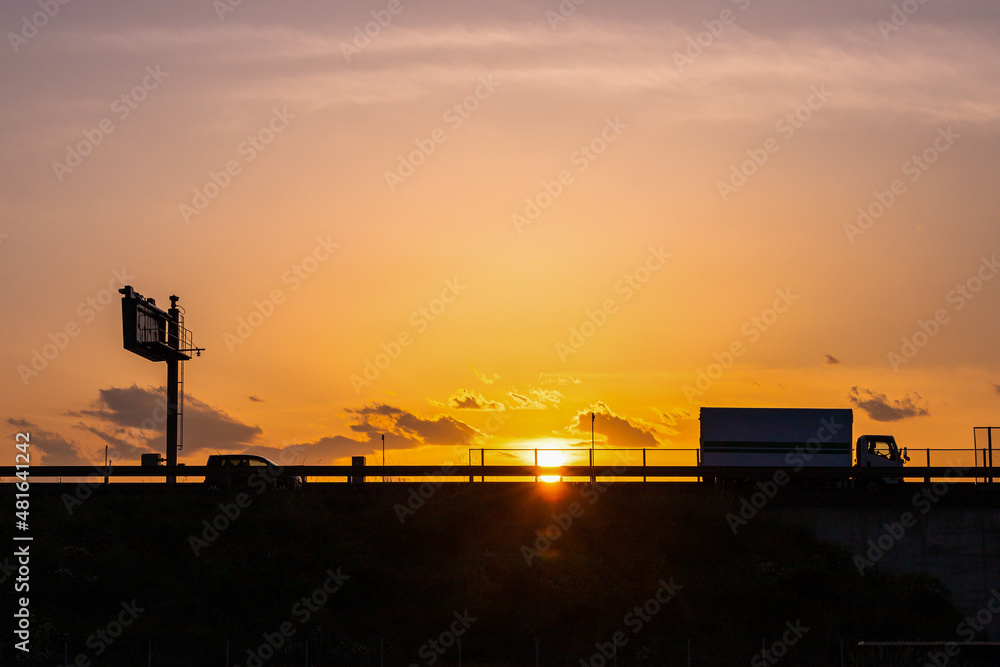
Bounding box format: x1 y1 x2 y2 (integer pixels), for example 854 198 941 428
472 367 501 384
507 390 545 410
25 19 1000 124
538 373 582 386
447 388 505 411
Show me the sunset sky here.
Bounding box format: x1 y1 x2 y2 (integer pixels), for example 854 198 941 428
3 0 999 472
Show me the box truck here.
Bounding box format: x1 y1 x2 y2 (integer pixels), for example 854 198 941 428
699 407 908 487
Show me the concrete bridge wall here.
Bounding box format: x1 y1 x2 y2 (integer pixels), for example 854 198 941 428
772 505 1000 639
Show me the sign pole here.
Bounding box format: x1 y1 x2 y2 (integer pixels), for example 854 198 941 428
118 286 201 485
166 296 182 484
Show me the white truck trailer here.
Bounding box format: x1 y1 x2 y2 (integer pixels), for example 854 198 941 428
699 407 908 486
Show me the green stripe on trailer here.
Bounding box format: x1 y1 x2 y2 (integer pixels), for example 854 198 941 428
702 448 848 455
702 441 851 454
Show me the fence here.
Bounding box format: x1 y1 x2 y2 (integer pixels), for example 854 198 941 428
29 634 1000 666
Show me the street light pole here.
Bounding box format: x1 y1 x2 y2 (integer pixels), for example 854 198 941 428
590 412 597 484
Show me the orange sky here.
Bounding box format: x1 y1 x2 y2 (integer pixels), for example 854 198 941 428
3 0 1000 471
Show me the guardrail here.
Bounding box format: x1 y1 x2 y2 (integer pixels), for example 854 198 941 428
0 464 992 482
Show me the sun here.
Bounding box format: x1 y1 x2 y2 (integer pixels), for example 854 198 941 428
537 449 566 483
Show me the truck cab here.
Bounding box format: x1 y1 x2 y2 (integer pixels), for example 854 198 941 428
855 435 908 476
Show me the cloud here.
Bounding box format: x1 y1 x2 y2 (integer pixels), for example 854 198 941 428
567 403 663 448
39 18 1000 129
249 395 264 403
530 388 563 405
654 408 690 435
74 422 153 458
7 418 88 466
538 373 581 386
345 403 482 447
446 389 505 411
243 435 369 466
472 367 501 385
505 387 563 409
993 384 1000 396
825 354 841 365
72 385 262 454
242 403 484 465
507 390 546 410
848 387 930 422
73 385 166 429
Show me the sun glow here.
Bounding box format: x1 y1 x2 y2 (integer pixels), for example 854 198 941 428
537 449 566 483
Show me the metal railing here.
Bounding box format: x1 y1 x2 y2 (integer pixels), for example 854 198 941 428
466 447 701 482
3 435 996 484
1 462 995 484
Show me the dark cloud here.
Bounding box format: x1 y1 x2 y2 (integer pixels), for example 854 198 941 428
848 387 930 422
249 395 264 403
74 422 153 458
245 404 484 465
72 385 261 454
447 389 505 411
345 403 481 447
7 418 88 466
244 435 369 466
825 354 841 365
395 412 480 446
567 403 662 448
993 384 1000 396
348 404 405 417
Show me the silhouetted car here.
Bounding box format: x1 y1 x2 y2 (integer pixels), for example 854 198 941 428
203 454 303 491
